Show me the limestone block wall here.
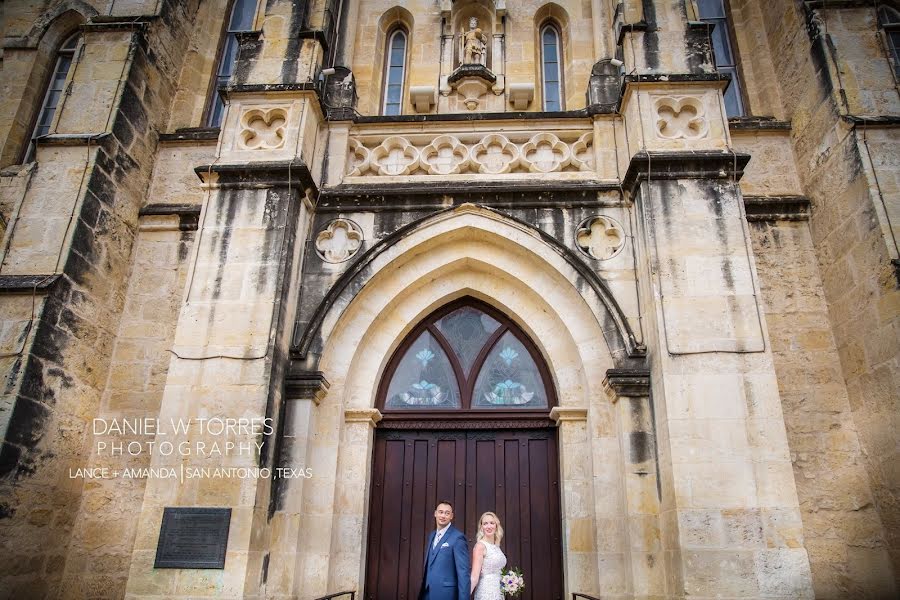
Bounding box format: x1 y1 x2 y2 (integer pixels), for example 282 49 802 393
751 219 896 598
758 1 900 579
58 217 195 600
0 1 198 596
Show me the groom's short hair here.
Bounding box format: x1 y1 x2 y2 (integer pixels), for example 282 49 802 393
435 499 453 510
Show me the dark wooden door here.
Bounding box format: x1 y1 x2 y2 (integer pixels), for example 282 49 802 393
364 428 563 600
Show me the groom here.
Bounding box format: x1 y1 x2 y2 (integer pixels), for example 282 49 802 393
418 500 470 600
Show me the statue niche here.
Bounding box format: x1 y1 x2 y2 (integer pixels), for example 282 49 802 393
446 9 498 110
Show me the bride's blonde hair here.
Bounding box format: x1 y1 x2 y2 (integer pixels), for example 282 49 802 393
475 511 504 545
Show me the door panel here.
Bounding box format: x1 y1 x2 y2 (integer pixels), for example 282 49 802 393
365 429 563 600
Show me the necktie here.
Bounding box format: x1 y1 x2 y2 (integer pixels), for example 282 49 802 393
433 529 443 549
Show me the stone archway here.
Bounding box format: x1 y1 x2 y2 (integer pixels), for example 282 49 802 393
286 206 639 598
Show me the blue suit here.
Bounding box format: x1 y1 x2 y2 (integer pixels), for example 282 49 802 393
418 524 470 600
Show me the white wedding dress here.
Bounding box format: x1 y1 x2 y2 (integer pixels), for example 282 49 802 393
473 539 507 600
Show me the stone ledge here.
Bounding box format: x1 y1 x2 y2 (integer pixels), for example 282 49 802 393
0 274 60 294
36 133 110 147
804 0 872 9
728 117 792 131
139 204 202 231
623 73 731 85
603 368 651 400
743 196 811 221
195 159 317 192
317 188 622 212
622 150 751 196
284 370 330 404
159 128 220 143
842 115 900 128
352 109 596 124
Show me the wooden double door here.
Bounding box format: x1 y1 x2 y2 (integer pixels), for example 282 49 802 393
364 428 563 600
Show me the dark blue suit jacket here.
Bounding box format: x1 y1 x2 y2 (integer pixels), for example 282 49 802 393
418 524 470 600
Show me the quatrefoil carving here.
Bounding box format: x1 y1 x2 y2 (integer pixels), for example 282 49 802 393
521 133 570 173
470 134 519 174
239 108 287 150
316 219 363 263
569 132 595 172
576 216 626 260
654 96 709 140
371 136 420 176
421 135 470 175
347 138 371 176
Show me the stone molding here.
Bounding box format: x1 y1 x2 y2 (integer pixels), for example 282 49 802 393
284 370 331 404
602 368 651 401
743 196 811 221
0 274 59 294
138 203 201 231
549 406 588 424
344 408 383 427
622 150 751 196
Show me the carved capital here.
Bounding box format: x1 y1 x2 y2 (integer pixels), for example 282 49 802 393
344 408 383 428
549 406 588 424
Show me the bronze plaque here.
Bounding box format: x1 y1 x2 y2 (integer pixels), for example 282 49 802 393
154 507 231 569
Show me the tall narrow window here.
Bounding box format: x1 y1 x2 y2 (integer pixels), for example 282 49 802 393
879 6 900 78
206 0 257 127
541 24 563 111
24 32 80 162
697 0 745 117
382 29 407 116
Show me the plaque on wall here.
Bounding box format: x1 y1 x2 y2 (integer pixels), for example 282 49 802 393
154 507 232 569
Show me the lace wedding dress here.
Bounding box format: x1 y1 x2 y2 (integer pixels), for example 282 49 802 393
473 539 507 600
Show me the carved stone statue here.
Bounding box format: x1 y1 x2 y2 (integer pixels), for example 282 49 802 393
462 17 486 65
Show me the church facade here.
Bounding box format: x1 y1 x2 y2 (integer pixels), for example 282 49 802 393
0 1 898 599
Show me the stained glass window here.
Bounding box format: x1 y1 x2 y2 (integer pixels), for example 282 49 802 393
381 301 552 411
384 331 461 409
435 307 500 376
472 332 548 408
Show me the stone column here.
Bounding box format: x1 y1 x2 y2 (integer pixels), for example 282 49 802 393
266 370 329 598
124 162 312 599
550 406 599 597
621 76 815 598
328 408 382 592
603 369 664 599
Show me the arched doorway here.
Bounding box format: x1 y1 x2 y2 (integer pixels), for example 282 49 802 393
364 298 564 599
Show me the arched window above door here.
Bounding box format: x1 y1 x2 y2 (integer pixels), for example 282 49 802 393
380 300 553 412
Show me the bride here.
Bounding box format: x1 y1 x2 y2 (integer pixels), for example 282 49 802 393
470 511 507 599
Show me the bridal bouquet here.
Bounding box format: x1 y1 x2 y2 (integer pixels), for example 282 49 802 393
499 566 525 597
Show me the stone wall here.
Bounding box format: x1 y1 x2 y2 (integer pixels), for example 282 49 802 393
751 219 896 598
0 1 197 597
57 217 195 599
756 1 900 581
